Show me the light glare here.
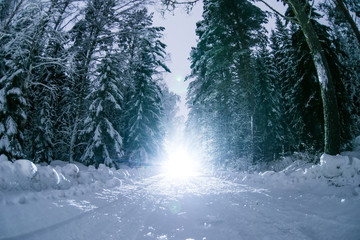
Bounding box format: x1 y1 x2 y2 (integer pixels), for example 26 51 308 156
163 146 199 179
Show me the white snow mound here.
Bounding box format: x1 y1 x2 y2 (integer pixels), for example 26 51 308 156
14 160 38 190
214 152 360 191
0 159 157 193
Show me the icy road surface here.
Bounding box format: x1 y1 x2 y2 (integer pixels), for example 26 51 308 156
1 172 360 240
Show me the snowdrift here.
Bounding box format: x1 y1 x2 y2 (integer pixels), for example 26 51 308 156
1 152 359 200
215 153 360 196
268 153 360 187
0 156 157 193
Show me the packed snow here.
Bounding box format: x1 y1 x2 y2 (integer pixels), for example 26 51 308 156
0 151 360 240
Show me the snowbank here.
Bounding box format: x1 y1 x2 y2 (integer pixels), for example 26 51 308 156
1 151 359 204
0 156 157 193
214 152 360 196
279 153 360 187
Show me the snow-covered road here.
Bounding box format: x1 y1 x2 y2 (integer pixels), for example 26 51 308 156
1 171 359 240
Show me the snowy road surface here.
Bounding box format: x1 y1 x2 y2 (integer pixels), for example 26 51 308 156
1 172 360 240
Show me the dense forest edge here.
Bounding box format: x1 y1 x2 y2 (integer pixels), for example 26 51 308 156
185 0 360 169
0 0 359 171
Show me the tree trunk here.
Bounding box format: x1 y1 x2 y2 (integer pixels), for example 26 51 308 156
285 0 341 155
69 115 78 163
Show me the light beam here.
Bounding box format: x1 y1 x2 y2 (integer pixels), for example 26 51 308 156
162 145 200 179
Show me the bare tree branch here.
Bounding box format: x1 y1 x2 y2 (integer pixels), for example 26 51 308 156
3 0 25 29
161 0 199 13
256 0 298 24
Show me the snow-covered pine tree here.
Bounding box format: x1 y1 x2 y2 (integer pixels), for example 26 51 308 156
81 54 123 167
122 9 169 165
290 23 325 152
65 0 113 163
23 0 74 164
62 0 144 163
186 0 267 168
269 17 305 155
186 72 215 165
187 19 234 166
253 43 283 163
0 0 45 161
161 86 181 141
125 70 164 165
0 0 84 163
0 55 27 161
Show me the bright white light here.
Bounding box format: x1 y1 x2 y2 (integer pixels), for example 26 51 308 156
162 146 200 179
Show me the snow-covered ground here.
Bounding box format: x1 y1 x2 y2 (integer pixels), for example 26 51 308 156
0 152 360 240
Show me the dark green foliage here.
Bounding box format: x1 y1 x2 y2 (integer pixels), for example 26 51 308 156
253 44 283 162
186 0 359 168
187 0 267 168
0 1 173 166
0 1 40 161
288 5 353 151
269 18 304 154
321 0 360 143
81 54 123 167
2 0 359 168
121 9 169 165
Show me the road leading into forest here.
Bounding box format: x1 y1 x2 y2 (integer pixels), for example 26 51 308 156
1 172 360 240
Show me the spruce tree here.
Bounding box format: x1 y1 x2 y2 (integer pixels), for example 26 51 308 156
81 54 123 167
0 0 43 161
269 20 301 155
253 43 283 162
122 9 169 165
187 0 267 167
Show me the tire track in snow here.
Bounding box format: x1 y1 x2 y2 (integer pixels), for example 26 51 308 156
0 175 165 240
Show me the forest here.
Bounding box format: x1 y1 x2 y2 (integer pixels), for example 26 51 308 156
185 0 360 169
0 0 180 167
0 0 359 170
